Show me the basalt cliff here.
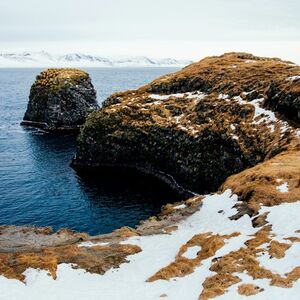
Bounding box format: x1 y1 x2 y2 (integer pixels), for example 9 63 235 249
1 53 300 300
73 52 299 195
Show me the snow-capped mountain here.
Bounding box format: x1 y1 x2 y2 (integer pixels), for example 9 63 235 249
0 51 192 68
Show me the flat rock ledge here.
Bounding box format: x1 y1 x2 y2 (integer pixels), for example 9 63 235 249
21 68 99 132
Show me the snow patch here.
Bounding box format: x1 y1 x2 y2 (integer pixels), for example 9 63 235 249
260 201 300 236
173 204 187 210
258 243 300 276
182 246 202 259
276 182 289 193
0 51 192 68
148 93 186 100
149 91 206 101
218 93 229 100
233 95 291 134
78 241 109 248
3 191 300 299
286 75 300 82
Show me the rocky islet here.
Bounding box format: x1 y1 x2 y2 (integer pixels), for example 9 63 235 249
21 68 99 131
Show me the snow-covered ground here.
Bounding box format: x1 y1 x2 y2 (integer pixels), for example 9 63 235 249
0 51 192 68
1 189 300 300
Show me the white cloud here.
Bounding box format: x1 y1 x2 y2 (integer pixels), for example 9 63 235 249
0 0 300 62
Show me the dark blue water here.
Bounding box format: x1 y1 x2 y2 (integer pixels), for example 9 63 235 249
0 67 179 235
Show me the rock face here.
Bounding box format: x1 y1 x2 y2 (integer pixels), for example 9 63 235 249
265 78 300 122
21 68 99 131
0 225 141 281
72 53 299 194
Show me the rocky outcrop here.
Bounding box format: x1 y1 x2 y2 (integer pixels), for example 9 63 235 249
0 225 140 281
0 199 202 281
21 68 99 131
72 53 299 194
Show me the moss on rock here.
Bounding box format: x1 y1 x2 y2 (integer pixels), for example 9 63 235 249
73 53 299 194
22 68 99 131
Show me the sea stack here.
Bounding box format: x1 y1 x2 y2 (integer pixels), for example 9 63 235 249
21 68 99 131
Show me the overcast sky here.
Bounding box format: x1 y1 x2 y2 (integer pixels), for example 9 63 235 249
1 0 300 61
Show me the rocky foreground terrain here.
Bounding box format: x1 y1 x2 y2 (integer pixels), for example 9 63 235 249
21 68 99 131
1 53 300 300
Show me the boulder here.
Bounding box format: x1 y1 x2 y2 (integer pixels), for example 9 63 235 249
21 68 99 131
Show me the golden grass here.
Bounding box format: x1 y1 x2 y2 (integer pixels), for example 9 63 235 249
200 274 241 300
268 241 291 259
198 225 300 299
0 243 141 282
237 284 262 296
0 226 140 282
222 150 300 214
33 68 89 93
145 52 300 97
147 232 239 282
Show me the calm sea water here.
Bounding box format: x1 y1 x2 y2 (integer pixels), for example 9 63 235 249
0 67 180 235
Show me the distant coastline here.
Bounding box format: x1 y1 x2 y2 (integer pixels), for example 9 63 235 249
0 51 193 68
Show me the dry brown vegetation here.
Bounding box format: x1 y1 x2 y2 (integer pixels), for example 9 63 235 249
33 68 89 93
0 199 205 282
0 226 140 281
222 149 300 215
0 243 141 281
145 52 299 97
137 195 203 235
268 241 291 259
35 68 88 85
237 284 263 296
147 232 239 282
200 274 241 300
198 225 300 299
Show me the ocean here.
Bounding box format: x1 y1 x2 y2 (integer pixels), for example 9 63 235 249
0 67 180 235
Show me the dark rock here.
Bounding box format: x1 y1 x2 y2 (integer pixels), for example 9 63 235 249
264 81 300 123
21 68 99 131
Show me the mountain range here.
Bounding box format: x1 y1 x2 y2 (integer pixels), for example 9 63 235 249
0 51 192 68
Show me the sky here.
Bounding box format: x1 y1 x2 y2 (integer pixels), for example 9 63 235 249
1 0 300 62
